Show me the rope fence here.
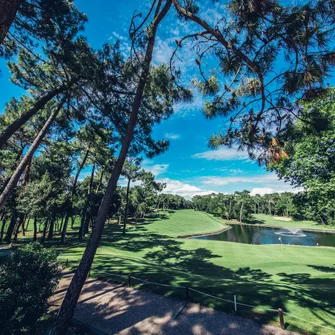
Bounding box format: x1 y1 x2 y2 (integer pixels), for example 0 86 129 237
59 258 335 333
128 273 335 333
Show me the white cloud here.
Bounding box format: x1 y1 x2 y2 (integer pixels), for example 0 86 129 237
144 164 169 177
201 173 303 194
250 187 303 196
153 37 175 65
250 187 276 196
193 146 250 161
109 31 127 41
201 174 279 186
165 133 180 140
158 178 216 200
172 93 205 117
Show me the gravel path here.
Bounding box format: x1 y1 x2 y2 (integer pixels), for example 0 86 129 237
50 273 298 335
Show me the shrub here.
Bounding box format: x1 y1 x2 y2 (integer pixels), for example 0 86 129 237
0 243 60 334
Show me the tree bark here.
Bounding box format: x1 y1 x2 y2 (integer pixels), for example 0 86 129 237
61 147 90 243
41 218 49 244
53 2 172 333
96 170 104 192
79 162 95 239
0 98 65 211
25 216 30 230
33 217 37 241
0 87 69 148
71 215 75 229
4 212 17 242
122 177 131 236
0 0 21 45
0 215 7 241
13 213 25 240
48 215 55 240
59 216 65 232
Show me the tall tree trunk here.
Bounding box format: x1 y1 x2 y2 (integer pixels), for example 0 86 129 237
48 215 55 240
4 211 17 242
25 216 30 231
41 218 49 244
33 217 37 241
80 163 95 238
53 2 171 332
61 147 90 243
0 87 70 148
71 215 75 229
122 177 131 236
13 213 25 240
0 99 65 211
0 0 21 45
0 215 7 241
59 216 65 232
96 170 104 192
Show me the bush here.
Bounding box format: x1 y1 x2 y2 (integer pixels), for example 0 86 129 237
0 243 60 334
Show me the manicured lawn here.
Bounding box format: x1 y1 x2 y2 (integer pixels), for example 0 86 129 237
57 209 335 335
145 209 227 236
247 214 335 231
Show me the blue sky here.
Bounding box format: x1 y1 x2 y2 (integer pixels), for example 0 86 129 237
0 0 304 199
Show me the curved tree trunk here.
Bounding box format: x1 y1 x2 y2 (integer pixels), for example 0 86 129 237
0 0 21 45
0 87 68 148
1 146 25 192
53 2 172 333
0 98 65 211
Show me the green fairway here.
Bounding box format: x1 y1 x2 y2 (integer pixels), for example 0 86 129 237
144 210 227 236
56 209 335 335
247 214 335 231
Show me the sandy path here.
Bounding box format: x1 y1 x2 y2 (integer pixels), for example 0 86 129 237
50 273 298 335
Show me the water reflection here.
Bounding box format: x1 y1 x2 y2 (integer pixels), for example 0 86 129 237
193 225 335 247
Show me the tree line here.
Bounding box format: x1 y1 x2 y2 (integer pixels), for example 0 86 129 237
1 0 335 333
192 190 335 224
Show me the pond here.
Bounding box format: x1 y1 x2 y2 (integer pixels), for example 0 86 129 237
193 225 335 247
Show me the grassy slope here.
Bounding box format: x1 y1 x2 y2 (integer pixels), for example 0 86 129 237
57 209 335 335
145 210 226 236
248 214 335 231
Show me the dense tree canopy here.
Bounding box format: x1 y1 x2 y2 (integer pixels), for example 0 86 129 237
269 89 335 223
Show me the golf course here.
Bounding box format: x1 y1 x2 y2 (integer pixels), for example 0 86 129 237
56 209 335 335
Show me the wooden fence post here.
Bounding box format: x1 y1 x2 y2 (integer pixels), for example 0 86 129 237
234 295 237 312
128 275 132 287
278 308 285 329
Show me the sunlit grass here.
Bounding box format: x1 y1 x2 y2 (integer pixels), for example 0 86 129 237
56 209 335 335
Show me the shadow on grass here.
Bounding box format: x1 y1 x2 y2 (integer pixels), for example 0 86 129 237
7 214 335 334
